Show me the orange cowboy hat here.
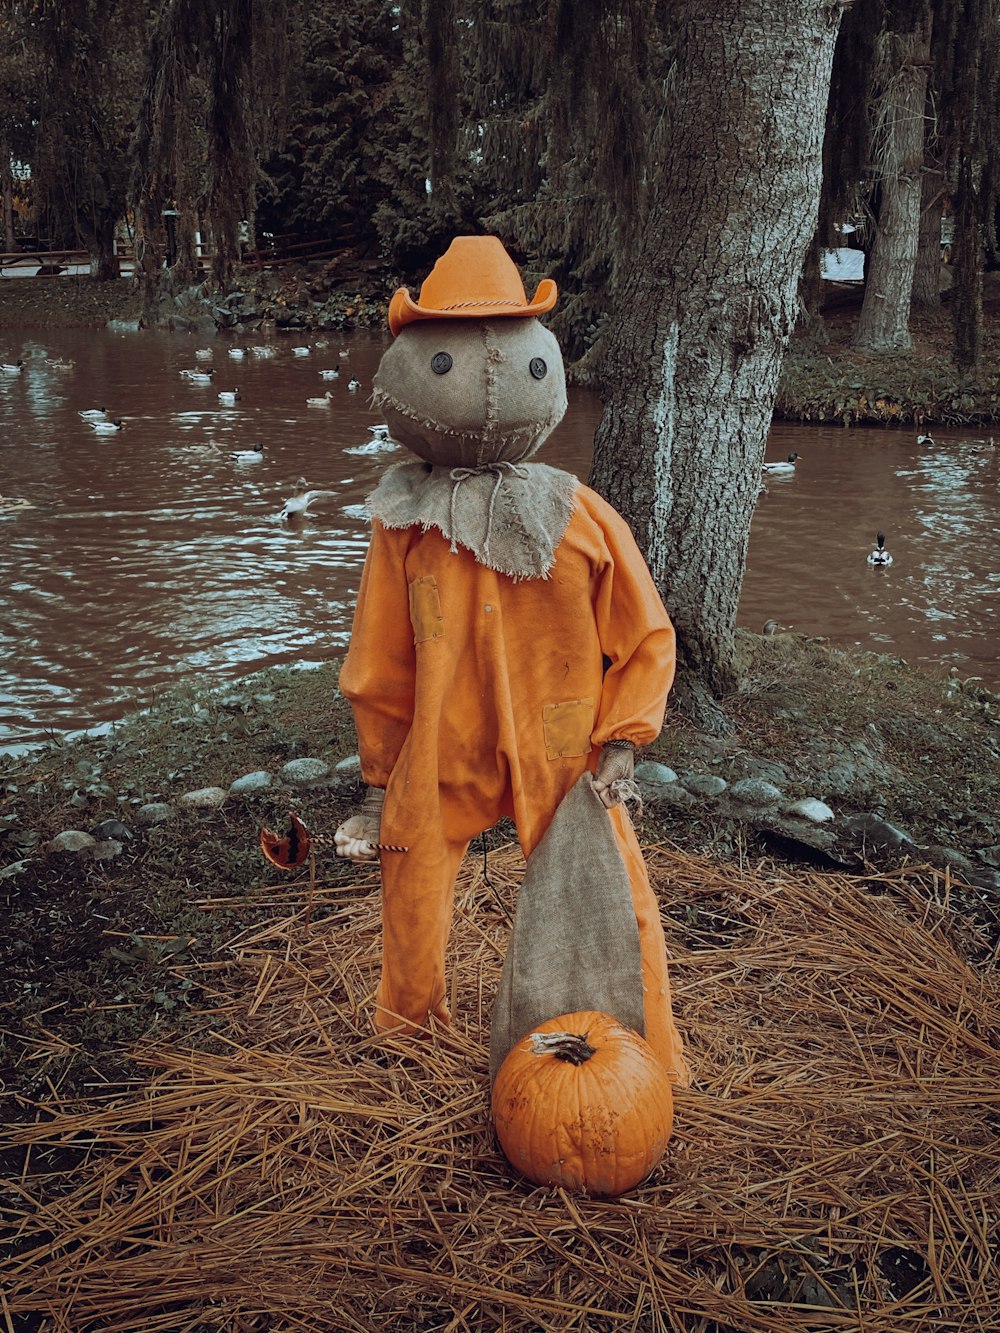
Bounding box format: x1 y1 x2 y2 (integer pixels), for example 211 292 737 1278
387 236 558 336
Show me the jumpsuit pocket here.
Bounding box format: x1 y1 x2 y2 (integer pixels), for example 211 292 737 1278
542 698 595 760
408 576 445 643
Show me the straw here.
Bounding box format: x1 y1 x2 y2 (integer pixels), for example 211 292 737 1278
3 843 998 1331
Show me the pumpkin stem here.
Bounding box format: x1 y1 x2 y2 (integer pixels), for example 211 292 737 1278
527 1031 596 1065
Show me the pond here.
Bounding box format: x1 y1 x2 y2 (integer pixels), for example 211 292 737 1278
1 324 997 753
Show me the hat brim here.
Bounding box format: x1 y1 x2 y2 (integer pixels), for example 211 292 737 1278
388 278 558 337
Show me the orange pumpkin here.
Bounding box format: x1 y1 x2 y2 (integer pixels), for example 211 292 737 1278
492 1010 674 1196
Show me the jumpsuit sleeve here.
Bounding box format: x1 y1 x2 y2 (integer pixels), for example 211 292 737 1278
588 493 676 749
338 520 416 788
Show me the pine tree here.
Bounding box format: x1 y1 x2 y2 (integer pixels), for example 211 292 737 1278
259 0 403 258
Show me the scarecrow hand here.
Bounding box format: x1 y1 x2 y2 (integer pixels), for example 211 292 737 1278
592 741 635 809
334 787 384 862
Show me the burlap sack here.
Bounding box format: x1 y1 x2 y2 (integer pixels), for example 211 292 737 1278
372 318 568 470
367 459 577 581
489 773 646 1082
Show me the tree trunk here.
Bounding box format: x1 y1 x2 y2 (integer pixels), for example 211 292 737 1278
797 229 827 337
853 21 931 352
1 145 14 252
590 0 842 729
951 154 984 373
912 162 944 309
79 214 120 281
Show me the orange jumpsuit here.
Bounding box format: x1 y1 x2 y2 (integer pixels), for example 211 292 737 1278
340 482 689 1086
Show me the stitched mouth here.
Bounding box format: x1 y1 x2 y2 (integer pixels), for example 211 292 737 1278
372 386 560 448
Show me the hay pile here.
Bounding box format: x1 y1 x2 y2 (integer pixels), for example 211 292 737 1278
5 844 999 1331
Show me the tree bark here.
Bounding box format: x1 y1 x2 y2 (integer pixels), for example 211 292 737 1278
590 0 842 728
1 143 14 252
951 154 984 373
853 20 931 352
912 162 944 309
797 229 827 337
79 214 120 281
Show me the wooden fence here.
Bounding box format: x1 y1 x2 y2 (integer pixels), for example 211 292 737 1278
0 233 350 280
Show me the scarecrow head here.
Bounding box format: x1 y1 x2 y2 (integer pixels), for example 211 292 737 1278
373 237 568 469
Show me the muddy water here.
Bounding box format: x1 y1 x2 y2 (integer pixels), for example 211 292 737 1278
1 325 997 753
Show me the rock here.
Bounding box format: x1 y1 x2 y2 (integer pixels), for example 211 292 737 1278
643 782 696 810
229 770 273 795
784 798 835 823
978 844 1000 868
728 778 784 807
136 802 177 826
334 754 363 782
89 818 132 841
839 813 914 855
680 774 728 798
923 845 979 877
634 761 679 788
756 816 843 859
46 830 97 855
734 759 789 789
280 758 331 788
90 838 124 861
178 786 228 810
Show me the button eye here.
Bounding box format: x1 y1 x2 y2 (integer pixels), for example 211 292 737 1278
529 357 547 380
431 352 453 375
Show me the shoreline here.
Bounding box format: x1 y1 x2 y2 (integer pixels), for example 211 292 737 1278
2 271 998 427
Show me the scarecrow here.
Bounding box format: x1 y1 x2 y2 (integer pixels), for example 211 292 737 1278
335 237 689 1089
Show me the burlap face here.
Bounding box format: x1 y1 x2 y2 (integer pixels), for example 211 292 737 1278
372 318 568 469
489 774 647 1082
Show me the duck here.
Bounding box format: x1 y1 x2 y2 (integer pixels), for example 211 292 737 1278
228 347 246 360
229 442 264 463
78 407 108 421
90 418 124 434
1 359 24 374
762 451 799 474
916 432 936 446
338 349 350 359
292 345 311 357
250 345 276 359
195 348 214 360
0 493 35 511
187 370 215 385
867 531 893 566
319 367 340 380
49 357 75 371
344 428 399 456
347 376 361 391
279 478 340 520
306 390 334 408
218 388 241 406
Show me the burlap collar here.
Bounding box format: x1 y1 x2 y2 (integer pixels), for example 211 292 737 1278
366 460 579 581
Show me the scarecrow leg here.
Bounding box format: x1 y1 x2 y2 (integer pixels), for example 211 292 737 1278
375 827 470 1035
